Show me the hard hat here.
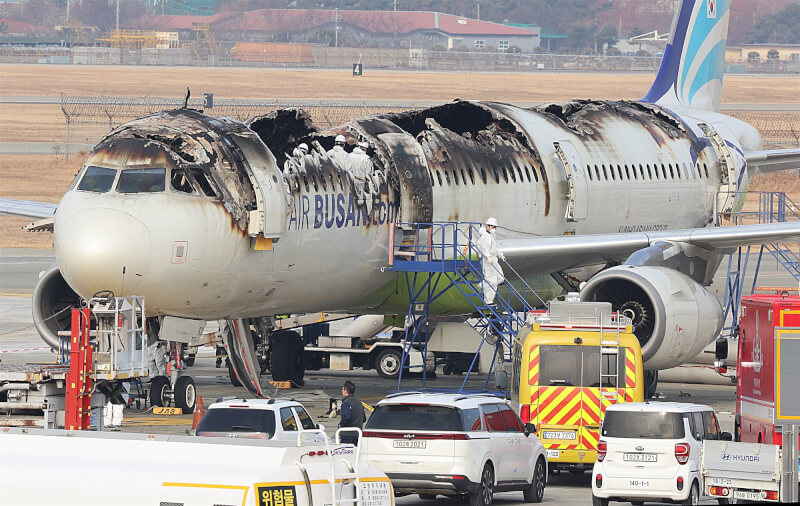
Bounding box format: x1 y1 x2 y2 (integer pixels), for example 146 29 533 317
335 134 346 144
298 143 308 153
358 141 369 149
486 217 498 227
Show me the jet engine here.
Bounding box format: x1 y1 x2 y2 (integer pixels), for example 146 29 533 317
32 265 81 351
580 265 723 370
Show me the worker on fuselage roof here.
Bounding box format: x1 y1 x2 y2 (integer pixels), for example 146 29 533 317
349 141 374 206
283 142 308 174
326 134 348 169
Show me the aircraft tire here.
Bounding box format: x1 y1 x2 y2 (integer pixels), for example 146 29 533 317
271 330 305 386
174 376 196 414
149 376 170 407
228 360 242 387
644 370 658 399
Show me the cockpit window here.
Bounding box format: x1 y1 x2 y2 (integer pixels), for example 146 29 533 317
189 168 219 198
117 168 166 194
171 169 197 194
77 166 117 193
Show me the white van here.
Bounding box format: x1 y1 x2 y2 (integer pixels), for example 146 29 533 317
591 402 732 506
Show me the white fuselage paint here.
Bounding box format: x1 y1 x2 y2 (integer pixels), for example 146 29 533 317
53 103 753 320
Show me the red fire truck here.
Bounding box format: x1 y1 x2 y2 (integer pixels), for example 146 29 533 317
736 290 800 445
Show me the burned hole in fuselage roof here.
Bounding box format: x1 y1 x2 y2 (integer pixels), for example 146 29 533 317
145 134 196 163
386 101 495 139
247 108 318 169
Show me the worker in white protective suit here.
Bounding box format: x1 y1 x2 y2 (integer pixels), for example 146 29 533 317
283 142 308 174
477 217 505 305
327 134 348 169
348 141 374 207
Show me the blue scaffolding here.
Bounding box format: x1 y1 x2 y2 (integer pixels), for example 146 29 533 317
383 222 547 392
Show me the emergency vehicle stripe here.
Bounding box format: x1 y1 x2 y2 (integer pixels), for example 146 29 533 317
537 387 580 421
625 348 636 388
552 397 583 426
528 346 539 385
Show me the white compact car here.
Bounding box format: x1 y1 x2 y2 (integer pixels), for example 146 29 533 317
361 392 548 505
195 398 324 443
592 402 733 506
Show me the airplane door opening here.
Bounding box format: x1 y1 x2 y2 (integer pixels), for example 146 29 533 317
554 141 587 222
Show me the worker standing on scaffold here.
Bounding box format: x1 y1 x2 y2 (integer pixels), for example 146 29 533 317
477 217 505 306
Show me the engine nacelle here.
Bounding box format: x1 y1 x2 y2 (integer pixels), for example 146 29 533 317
580 265 723 370
32 265 82 351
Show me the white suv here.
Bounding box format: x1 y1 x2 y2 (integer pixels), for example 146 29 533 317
361 392 548 505
592 402 733 506
195 398 324 443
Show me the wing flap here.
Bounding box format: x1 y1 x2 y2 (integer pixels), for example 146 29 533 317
745 148 800 173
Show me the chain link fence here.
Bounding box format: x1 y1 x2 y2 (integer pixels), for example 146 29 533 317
59 94 800 156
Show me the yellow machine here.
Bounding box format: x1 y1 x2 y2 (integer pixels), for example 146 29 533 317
511 300 644 472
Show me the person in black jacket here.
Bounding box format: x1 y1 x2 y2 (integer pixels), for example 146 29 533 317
339 380 365 445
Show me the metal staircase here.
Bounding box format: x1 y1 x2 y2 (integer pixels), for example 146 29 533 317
384 222 547 391
720 191 800 338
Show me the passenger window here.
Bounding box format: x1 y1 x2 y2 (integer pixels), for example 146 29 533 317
509 166 517 183
467 167 475 185
586 164 593 181
293 407 316 430
117 168 166 193
78 166 117 193
480 166 487 184
481 404 506 432
171 169 196 194
499 406 524 432
436 170 443 186
452 169 460 186
460 408 484 432
524 166 532 182
691 412 704 440
280 407 298 431
501 167 509 183
702 411 721 440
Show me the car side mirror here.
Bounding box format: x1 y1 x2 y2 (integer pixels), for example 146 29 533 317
721 431 733 441
317 423 325 431
524 423 537 436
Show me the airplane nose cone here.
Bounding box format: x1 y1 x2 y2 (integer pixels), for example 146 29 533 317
55 208 151 298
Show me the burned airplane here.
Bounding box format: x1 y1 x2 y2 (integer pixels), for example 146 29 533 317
3 0 800 400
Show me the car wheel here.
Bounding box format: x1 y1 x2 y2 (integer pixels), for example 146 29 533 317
591 494 609 506
149 376 170 407
681 481 699 506
173 375 196 414
375 348 403 379
523 456 546 502
418 494 437 500
469 463 494 506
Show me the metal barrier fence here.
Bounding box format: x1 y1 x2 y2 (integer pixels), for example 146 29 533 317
59 94 800 156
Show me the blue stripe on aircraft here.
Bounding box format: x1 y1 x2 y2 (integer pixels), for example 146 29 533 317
642 0 696 104
687 40 726 106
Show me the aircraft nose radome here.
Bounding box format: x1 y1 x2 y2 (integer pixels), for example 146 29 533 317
55 208 151 299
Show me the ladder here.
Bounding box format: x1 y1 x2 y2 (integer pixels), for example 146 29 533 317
295 427 362 505
598 313 622 404
64 308 93 430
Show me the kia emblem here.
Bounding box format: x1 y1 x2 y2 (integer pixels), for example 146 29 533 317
635 445 644 451
404 434 415 439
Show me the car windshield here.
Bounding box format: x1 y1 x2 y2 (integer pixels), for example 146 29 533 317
117 168 166 193
602 411 685 439
366 404 463 431
77 166 117 193
195 408 276 437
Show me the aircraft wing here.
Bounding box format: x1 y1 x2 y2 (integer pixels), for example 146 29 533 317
0 198 57 219
745 148 800 173
500 222 800 275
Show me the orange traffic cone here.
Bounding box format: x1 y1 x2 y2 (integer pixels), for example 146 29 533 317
192 395 205 430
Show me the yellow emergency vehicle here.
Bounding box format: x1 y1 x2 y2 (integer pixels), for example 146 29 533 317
511 300 644 472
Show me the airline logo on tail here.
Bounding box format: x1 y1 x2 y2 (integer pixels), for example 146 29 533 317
642 0 730 112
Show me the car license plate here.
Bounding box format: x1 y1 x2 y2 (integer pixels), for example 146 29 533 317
393 440 426 449
623 453 657 462
542 431 576 440
733 491 762 501
629 480 650 487
546 449 560 459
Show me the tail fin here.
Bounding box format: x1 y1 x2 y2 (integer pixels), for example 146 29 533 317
642 0 730 112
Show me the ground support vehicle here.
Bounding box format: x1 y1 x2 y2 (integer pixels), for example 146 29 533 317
591 402 731 506
0 426 393 506
701 439 799 503
0 296 159 428
511 300 644 473
195 397 325 443
361 392 547 505
736 293 800 445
